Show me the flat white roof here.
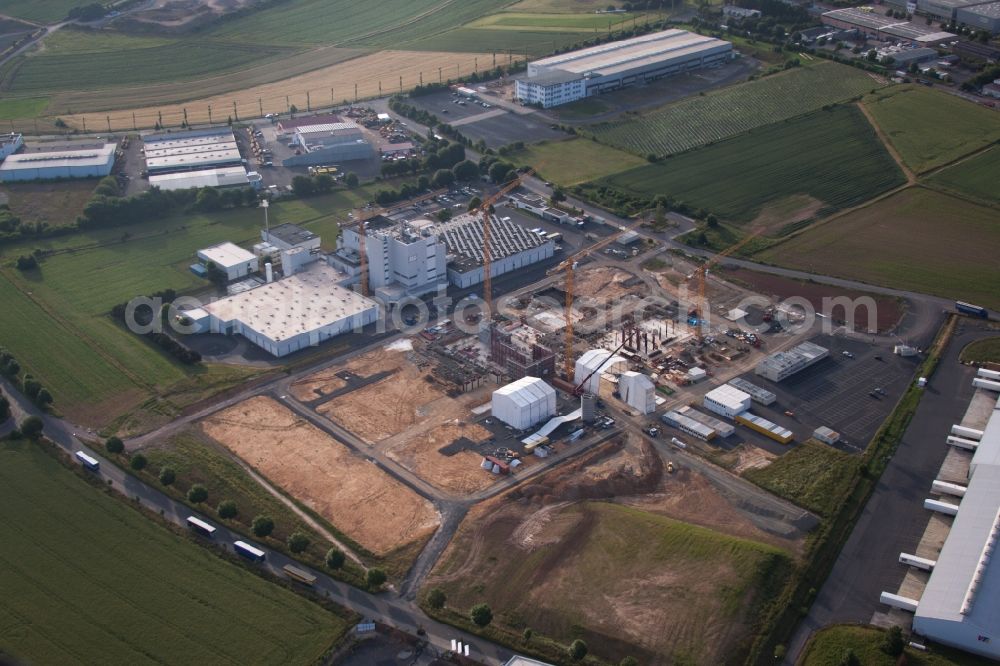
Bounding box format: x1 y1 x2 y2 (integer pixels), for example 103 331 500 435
144 129 235 149
151 166 249 191
296 122 361 135
197 241 256 269
146 148 242 171
143 140 238 159
203 263 377 343
532 29 730 77
0 143 115 171
705 384 751 409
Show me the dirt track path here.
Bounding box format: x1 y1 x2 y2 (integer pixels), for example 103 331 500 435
856 101 916 185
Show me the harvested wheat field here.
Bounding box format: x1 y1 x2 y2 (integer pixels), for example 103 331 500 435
201 396 439 556
64 50 504 130
426 436 796 665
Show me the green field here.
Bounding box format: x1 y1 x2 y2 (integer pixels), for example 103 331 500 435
430 501 791 664
593 106 905 223
211 0 510 49
508 137 647 185
402 27 588 57
35 27 172 54
863 86 1000 174
0 179 97 227
960 337 1000 365
0 190 352 426
0 438 349 665
757 187 1000 310
0 96 47 119
587 62 884 158
802 625 992 666
744 441 860 517
926 145 1000 205
6 41 300 93
0 0 91 23
467 11 635 30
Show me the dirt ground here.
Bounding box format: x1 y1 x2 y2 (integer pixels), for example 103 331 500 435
749 194 824 235
64 50 507 130
722 267 906 333
317 347 446 444
310 344 498 494
573 265 643 301
200 396 439 556
427 436 797 664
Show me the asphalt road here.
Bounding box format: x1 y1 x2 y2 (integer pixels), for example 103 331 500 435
0 375 514 666
783 322 995 662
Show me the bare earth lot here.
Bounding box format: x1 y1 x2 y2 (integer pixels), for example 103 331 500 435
201 396 439 555
426 437 799 664
308 344 497 494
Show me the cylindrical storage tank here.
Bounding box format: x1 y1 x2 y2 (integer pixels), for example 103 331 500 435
951 425 984 441
582 393 597 423
265 262 273 283
978 368 1000 381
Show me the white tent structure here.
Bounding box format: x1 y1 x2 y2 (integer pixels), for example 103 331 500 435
492 377 557 430
619 371 655 414
574 349 628 395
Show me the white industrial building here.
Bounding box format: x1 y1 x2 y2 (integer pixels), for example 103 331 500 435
575 349 628 395
492 376 557 430
150 165 251 191
756 341 829 382
910 392 1000 658
0 143 115 182
283 121 374 167
619 371 655 414
197 263 379 357
515 29 733 108
704 384 752 418
143 128 243 175
331 215 448 301
441 213 555 288
197 242 259 281
0 132 23 160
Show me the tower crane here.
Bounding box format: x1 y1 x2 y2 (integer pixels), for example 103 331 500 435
547 217 647 380
687 228 765 343
473 168 535 315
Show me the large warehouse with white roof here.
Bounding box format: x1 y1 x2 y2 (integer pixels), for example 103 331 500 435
515 29 733 107
0 143 116 182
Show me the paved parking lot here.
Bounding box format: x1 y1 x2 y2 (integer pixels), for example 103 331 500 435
737 334 921 451
407 90 566 148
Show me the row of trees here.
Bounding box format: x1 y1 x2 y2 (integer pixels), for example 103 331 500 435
370 158 479 206
104 436 388 590
0 392 9 424
0 348 52 409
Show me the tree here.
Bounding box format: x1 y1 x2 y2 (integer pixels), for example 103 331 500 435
288 531 310 553
706 213 719 228
866 49 878 62
839 648 861 666
0 394 9 423
252 515 274 537
426 587 446 609
620 658 638 666
20 416 43 440
22 375 41 401
313 173 335 193
431 168 455 188
436 208 452 222
366 567 387 589
159 466 176 486
105 436 124 454
15 255 38 271
467 196 482 211
550 187 567 203
130 453 147 471
187 484 208 503
469 603 493 627
218 500 238 519
568 639 588 661
882 625 905 656
325 548 345 569
291 175 316 197
488 160 515 184
344 172 359 188
522 628 533 643
452 159 479 182
35 388 53 408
